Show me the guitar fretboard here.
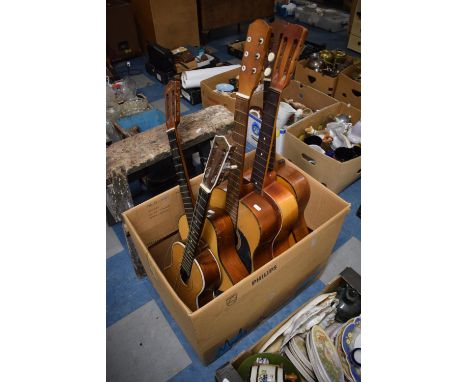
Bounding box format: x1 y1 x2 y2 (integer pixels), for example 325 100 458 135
167 128 195 225
251 88 282 193
225 95 251 227
181 187 210 276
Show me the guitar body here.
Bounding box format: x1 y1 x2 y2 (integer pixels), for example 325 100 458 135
178 208 249 291
237 191 282 271
276 162 311 243
163 242 221 311
242 170 299 256
262 178 299 257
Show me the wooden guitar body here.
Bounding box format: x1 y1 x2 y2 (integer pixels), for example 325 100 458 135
242 169 299 257
177 208 249 291
262 177 299 256
237 190 282 271
276 161 311 243
163 242 221 311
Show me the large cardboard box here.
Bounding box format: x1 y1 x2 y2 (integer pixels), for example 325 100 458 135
283 102 361 193
122 151 350 364
200 68 263 114
223 268 360 374
294 58 354 97
334 64 361 109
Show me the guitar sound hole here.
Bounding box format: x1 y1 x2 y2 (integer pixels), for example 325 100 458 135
236 230 252 272
180 268 189 283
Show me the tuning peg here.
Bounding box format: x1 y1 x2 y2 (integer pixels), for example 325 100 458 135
225 164 238 171
268 52 275 63
264 67 272 77
255 53 260 60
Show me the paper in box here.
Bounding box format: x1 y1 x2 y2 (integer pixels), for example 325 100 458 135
122 152 350 364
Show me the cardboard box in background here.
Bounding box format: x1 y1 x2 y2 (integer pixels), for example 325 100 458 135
294 57 354 97
122 151 350 364
200 68 263 114
334 64 361 109
225 268 361 373
282 80 339 112
283 102 361 193
246 80 338 149
106 0 142 61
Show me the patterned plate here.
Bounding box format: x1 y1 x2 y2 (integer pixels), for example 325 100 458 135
310 326 344 382
341 316 361 382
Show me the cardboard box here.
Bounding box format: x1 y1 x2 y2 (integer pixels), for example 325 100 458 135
334 64 361 109
283 102 361 193
224 268 361 374
201 68 263 114
294 58 354 97
348 33 361 53
246 80 339 149
122 151 350 364
227 40 245 59
282 80 339 113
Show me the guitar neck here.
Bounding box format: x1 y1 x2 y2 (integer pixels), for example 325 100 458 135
181 187 211 276
263 78 277 172
166 128 195 224
251 88 282 193
225 94 251 227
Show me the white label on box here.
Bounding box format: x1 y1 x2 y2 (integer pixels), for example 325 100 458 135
181 89 190 101
156 73 161 81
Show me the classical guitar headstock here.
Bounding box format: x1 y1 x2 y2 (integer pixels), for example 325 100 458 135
201 135 235 192
238 19 272 97
270 23 308 91
165 80 181 129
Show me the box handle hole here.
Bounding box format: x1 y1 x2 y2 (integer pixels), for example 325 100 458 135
307 75 317 84
302 153 316 165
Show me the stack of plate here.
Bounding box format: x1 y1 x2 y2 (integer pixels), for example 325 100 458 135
306 326 344 382
284 335 317 381
335 316 361 382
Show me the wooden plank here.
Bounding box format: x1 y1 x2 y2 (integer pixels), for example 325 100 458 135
106 105 234 184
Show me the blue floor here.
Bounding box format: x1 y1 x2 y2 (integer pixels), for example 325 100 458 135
107 15 360 381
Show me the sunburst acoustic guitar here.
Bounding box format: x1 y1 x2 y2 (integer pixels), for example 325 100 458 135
163 135 235 311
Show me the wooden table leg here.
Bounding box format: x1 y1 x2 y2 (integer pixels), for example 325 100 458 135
198 139 213 168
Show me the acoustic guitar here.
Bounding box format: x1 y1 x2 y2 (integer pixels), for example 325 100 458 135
164 80 196 229
264 21 312 245
168 80 249 291
237 22 308 269
208 19 273 272
163 135 235 311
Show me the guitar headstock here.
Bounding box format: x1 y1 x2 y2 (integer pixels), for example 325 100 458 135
238 19 272 96
164 80 181 129
270 23 308 91
201 135 235 192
